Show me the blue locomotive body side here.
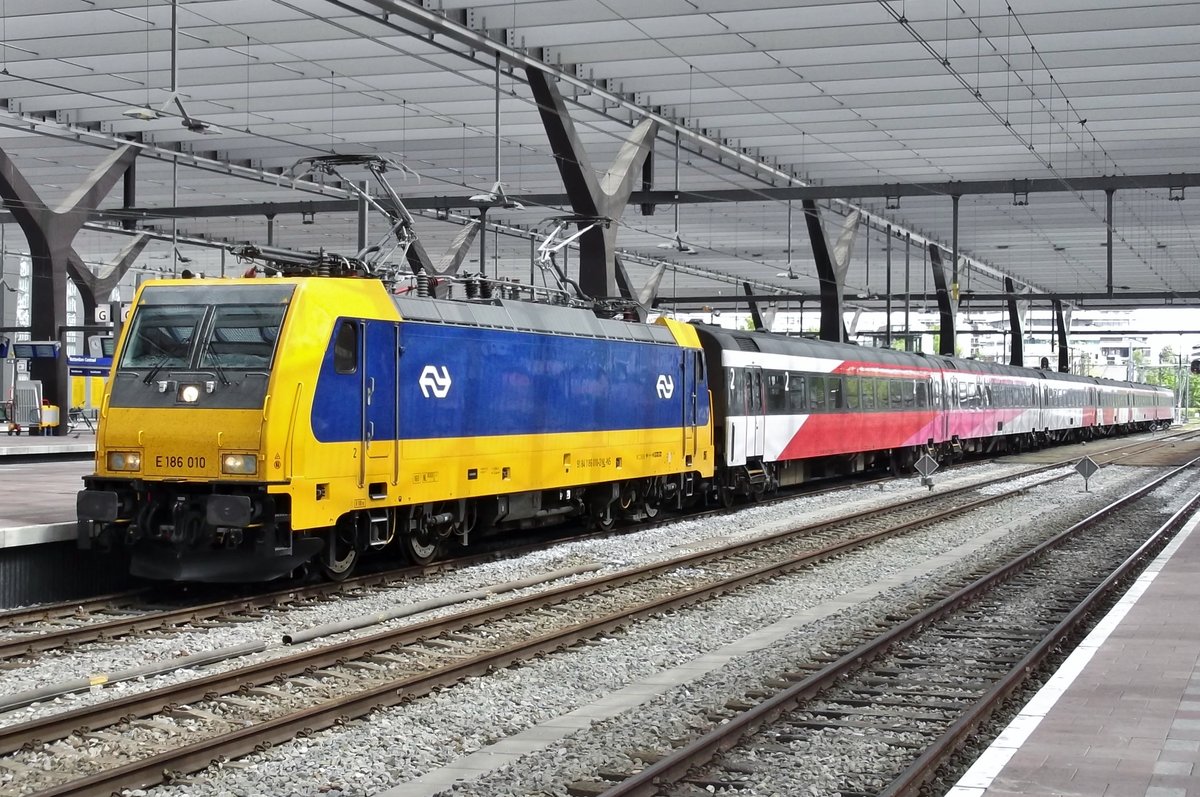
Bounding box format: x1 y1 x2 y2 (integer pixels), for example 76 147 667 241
310 319 707 442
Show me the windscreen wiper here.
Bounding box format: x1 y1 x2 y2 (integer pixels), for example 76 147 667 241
199 338 231 386
142 354 175 385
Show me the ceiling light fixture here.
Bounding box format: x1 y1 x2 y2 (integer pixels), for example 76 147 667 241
122 106 162 121
468 181 523 209
657 231 697 255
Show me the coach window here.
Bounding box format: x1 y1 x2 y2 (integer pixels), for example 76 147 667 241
766 372 787 414
916 381 928 408
334 320 358 374
786 373 805 413
846 377 860 410
806 374 825 410
809 375 826 411
876 378 890 409
860 378 875 410
826 376 842 409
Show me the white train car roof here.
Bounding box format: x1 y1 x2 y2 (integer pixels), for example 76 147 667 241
694 325 1098 383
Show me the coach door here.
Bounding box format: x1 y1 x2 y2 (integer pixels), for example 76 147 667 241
361 321 400 494
747 366 766 460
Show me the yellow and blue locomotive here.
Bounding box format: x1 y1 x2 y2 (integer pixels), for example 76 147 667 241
77 277 714 581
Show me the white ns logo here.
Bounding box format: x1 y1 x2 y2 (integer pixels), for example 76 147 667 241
656 374 675 399
419 365 452 399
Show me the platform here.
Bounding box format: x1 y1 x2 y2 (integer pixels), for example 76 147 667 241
0 430 95 459
948 506 1200 796
0 433 93 548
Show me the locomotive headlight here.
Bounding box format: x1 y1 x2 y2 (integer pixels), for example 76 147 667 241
221 453 257 475
106 450 142 472
178 384 201 403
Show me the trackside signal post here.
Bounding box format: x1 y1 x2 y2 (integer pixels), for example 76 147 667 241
1076 456 1100 492
916 453 939 491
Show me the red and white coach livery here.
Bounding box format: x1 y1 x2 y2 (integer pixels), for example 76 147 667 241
694 326 1174 500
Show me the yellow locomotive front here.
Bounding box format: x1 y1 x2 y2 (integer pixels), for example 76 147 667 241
77 279 310 581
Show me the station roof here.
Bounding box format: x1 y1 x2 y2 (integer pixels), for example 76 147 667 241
0 0 1197 311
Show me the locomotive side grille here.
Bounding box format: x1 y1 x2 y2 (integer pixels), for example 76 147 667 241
733 336 760 352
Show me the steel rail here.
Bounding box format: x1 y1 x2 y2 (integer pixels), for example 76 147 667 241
0 461 1047 757
0 528 636 658
23 470 1063 797
880 486 1200 797
4 428 1184 660
596 456 1200 797
0 589 148 629
3 460 1086 796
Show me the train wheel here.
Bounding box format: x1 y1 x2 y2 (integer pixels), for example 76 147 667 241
590 504 616 531
403 531 441 566
321 519 359 581
641 500 659 520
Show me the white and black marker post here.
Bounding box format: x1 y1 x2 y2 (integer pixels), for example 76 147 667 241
915 453 939 491
1075 455 1100 492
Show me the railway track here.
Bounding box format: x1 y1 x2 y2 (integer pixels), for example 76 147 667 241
0 437 1187 796
579 458 1200 797
3 428 1186 665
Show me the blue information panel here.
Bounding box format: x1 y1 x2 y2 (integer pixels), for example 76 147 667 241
12 341 61 359
68 355 112 377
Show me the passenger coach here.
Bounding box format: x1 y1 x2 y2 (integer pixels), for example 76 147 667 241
695 326 1174 501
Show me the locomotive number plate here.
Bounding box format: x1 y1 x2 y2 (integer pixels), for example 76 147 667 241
155 455 207 470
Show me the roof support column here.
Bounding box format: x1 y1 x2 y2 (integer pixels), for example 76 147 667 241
928 244 956 356
122 160 137 232
802 199 845 343
0 144 138 432
742 281 776 332
1005 277 1023 366
525 67 658 301
951 194 960 291
1053 299 1070 372
1106 189 1114 296
904 232 911 343
70 235 151 327
885 225 893 348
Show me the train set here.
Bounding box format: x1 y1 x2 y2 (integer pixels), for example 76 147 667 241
75 274 1174 583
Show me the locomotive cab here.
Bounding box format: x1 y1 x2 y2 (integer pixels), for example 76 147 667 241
77 280 308 581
